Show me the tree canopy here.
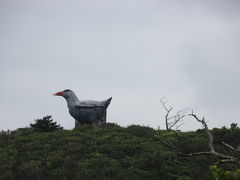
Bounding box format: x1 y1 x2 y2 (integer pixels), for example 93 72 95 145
0 117 239 180
30 115 63 132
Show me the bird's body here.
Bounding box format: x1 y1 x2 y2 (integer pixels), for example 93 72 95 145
54 89 112 127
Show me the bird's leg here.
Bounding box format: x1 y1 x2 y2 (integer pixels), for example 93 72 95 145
92 122 97 127
75 120 81 128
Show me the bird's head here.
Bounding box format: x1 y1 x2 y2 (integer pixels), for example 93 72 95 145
53 89 76 99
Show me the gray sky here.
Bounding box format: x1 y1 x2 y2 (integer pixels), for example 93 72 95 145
1 0 240 131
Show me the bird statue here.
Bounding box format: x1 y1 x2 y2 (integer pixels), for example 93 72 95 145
54 89 112 127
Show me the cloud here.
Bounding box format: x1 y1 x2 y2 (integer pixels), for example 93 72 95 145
0 0 239 130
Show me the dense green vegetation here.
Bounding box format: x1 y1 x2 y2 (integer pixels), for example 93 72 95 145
30 116 63 132
0 117 239 180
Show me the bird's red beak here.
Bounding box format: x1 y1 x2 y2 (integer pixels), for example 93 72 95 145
53 91 64 96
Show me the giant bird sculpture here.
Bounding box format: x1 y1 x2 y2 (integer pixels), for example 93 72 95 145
54 89 112 127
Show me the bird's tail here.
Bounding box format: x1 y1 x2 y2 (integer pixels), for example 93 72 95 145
104 97 112 107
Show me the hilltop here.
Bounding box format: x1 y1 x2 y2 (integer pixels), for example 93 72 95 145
0 120 240 180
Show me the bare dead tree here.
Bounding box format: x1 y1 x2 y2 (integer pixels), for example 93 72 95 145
155 111 239 164
160 98 186 130
188 111 238 163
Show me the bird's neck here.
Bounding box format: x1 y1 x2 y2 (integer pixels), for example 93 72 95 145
65 96 79 109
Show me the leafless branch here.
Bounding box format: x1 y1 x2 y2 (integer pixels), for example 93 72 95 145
188 111 237 161
154 135 182 153
160 98 186 131
222 142 240 152
216 158 237 164
155 111 238 164
175 122 185 130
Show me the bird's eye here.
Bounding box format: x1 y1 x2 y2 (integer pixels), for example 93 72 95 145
64 89 70 92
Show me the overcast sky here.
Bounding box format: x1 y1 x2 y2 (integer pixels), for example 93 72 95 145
1 0 240 131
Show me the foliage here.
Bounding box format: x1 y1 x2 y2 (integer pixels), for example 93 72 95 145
0 118 239 180
210 165 240 180
30 115 63 132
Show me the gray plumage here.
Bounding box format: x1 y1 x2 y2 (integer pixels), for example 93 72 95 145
54 89 112 127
